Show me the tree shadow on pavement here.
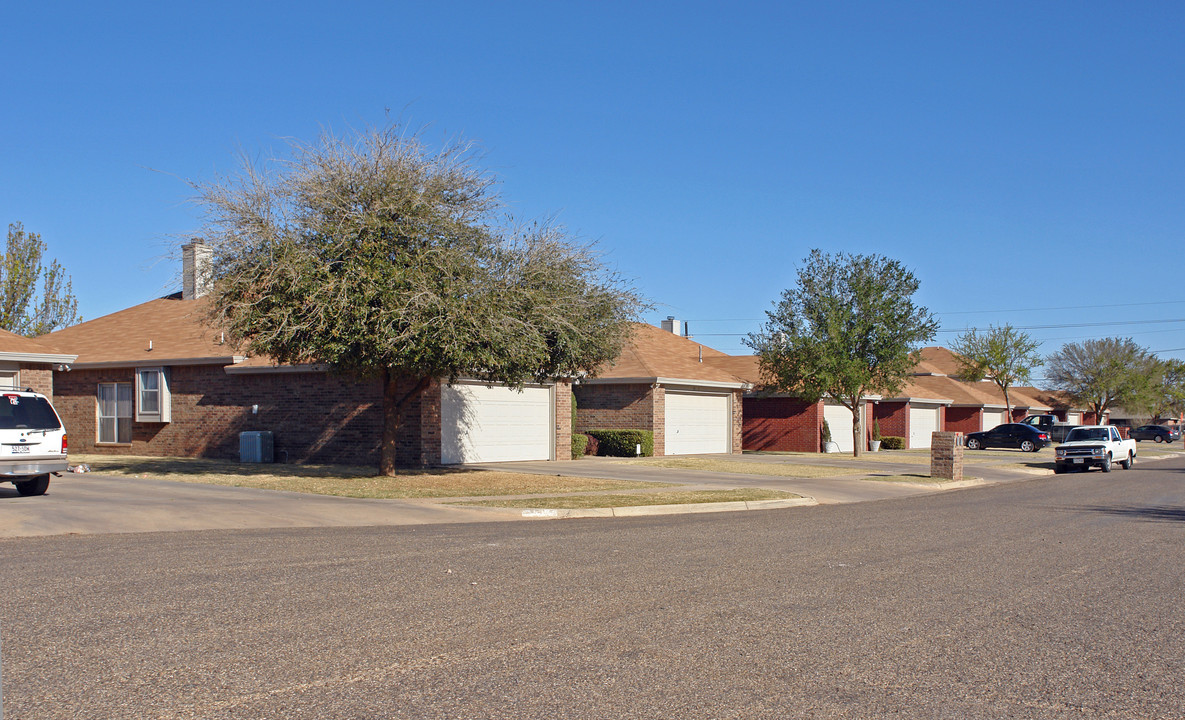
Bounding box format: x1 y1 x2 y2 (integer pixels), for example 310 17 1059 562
1067 504 1185 523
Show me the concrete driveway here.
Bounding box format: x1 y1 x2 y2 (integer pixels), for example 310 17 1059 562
0 474 503 538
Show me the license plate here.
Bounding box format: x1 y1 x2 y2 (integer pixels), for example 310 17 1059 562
10 445 30 454
1073 458 1083 464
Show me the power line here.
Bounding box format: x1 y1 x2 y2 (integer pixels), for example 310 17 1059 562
935 299 1185 315
935 318 1185 333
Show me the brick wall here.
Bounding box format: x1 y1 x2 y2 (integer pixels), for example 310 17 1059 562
743 396 822 452
730 389 743 454
944 406 982 435
18 364 53 398
54 365 391 465
554 380 572 461
1010 407 1028 422
574 384 657 433
873 401 908 440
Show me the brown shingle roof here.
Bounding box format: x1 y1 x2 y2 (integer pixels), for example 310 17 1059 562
0 328 75 361
42 295 242 367
587 323 747 386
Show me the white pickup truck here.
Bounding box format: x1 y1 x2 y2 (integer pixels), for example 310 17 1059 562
1053 425 1137 474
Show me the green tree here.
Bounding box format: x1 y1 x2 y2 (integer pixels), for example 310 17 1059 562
746 249 938 457
1149 358 1185 422
192 124 643 474
950 324 1042 418
1 222 81 335
1045 338 1157 423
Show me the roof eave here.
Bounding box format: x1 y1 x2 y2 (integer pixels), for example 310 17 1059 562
69 356 246 370
0 351 79 365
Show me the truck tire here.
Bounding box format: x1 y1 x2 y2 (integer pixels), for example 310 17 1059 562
1120 452 1133 470
1100 454 1112 473
1053 464 1065 474
15 474 50 496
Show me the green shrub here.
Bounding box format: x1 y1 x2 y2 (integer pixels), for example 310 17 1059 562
586 429 654 457
571 434 589 459
880 436 905 450
821 419 832 443
872 420 882 441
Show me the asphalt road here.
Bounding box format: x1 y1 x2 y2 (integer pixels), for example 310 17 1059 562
3 458 1184 719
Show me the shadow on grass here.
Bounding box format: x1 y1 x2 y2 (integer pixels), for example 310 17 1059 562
1068 504 1185 524
73 455 486 480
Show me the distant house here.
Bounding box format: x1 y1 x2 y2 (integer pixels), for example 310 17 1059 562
44 243 572 466
574 320 748 456
0 328 76 398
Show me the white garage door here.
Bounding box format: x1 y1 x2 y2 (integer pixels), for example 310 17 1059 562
441 383 552 464
909 406 941 449
981 409 1008 431
1067 412 1082 425
665 392 731 455
824 403 855 453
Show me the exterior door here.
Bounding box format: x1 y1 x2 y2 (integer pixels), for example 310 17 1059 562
823 403 855 453
441 383 552 464
665 392 731 455
908 406 941 449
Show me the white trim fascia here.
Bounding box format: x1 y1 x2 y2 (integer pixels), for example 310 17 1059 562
580 376 746 390
71 356 246 370
882 396 954 406
0 351 78 364
949 402 1009 410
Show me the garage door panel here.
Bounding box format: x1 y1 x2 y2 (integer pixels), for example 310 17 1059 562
824 404 854 453
666 392 730 455
982 409 1007 431
909 406 940 449
442 384 552 464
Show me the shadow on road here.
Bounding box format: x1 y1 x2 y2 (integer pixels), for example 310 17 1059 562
1067 504 1185 523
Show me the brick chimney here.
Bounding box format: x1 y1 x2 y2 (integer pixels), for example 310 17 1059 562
182 241 212 300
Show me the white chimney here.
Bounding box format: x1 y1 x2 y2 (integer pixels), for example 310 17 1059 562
182 241 213 300
660 316 683 336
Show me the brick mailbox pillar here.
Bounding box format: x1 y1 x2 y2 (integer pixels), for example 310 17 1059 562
930 431 964 481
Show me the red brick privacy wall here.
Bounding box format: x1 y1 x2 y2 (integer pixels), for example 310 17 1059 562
53 365 400 465
873 401 908 440
944 406 982 435
18 364 53 398
743 397 822 452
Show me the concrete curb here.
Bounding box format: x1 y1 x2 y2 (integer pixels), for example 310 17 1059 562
517 496 818 519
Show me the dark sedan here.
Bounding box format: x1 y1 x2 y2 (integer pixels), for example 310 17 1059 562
965 423 1050 452
1129 424 1181 443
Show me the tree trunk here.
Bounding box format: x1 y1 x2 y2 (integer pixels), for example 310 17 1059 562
379 370 433 476
851 402 862 458
1002 385 1012 421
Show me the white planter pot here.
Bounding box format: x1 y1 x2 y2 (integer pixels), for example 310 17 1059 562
823 441 841 453
870 440 882 452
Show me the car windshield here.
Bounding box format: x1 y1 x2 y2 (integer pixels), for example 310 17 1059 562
1066 428 1107 442
0 395 62 430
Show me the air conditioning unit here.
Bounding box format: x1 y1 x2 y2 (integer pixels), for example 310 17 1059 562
239 431 274 463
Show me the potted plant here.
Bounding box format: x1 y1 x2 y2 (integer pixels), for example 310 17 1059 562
822 419 840 453
870 420 882 452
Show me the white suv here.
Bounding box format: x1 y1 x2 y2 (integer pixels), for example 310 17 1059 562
0 390 67 496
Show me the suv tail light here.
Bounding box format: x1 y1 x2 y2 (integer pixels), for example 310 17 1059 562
62 433 68 452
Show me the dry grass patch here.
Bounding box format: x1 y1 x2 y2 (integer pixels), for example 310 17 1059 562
621 457 855 478
71 454 663 499
862 473 982 484
456 488 797 509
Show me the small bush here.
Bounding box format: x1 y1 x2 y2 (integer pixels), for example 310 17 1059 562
872 420 882 441
821 419 832 444
880 436 905 450
583 433 599 456
571 434 589 459
586 429 654 457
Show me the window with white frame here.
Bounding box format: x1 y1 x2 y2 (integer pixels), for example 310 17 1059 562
0 370 18 390
97 382 133 444
135 367 171 422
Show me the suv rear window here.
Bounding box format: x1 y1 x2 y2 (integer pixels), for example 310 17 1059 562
0 395 62 430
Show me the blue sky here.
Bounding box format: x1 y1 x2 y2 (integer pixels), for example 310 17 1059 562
3 1 1183 375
